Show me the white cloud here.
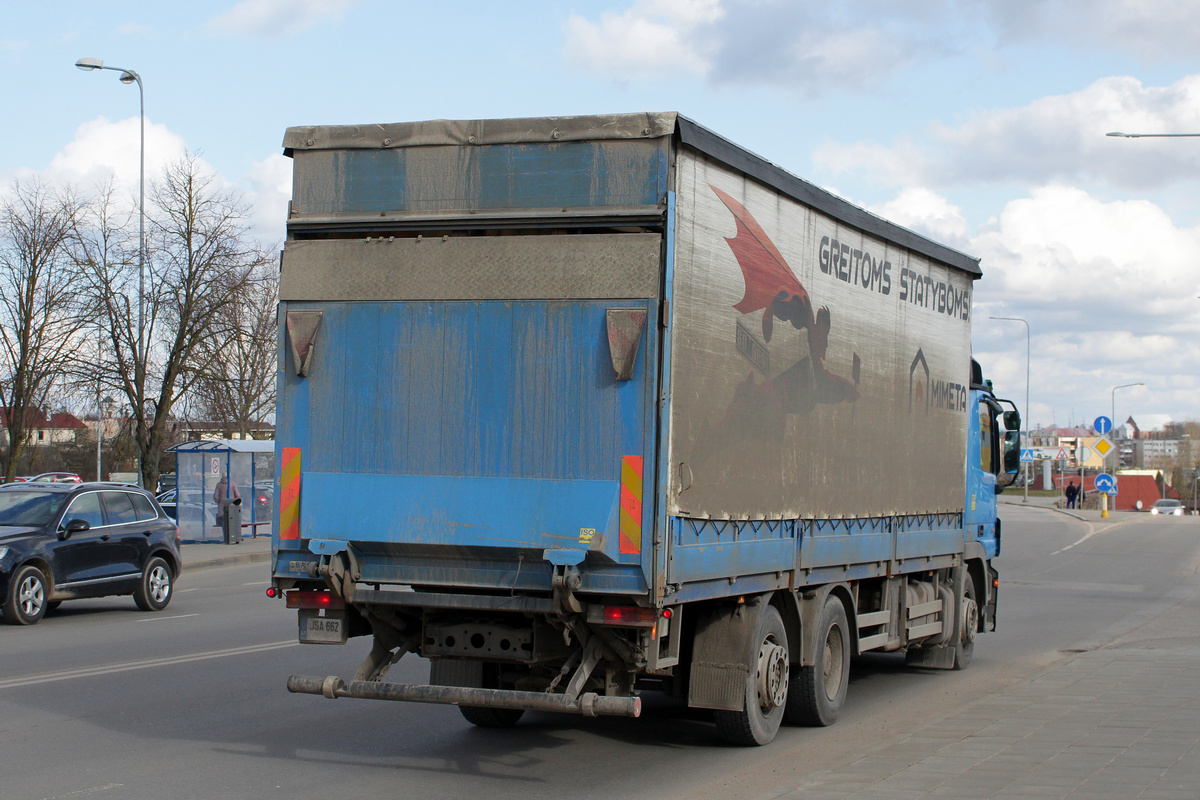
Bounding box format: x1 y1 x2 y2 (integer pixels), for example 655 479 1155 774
567 1 1200 96
37 117 284 245
565 0 939 92
868 187 971 251
973 184 1200 315
817 75 1200 191
565 0 722 80
47 116 190 193
985 0 1200 62
244 153 292 245
969 184 1200 425
207 0 355 39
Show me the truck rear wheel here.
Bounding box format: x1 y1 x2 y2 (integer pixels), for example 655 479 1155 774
953 579 978 671
458 662 525 728
459 705 525 728
786 596 849 726
714 604 789 746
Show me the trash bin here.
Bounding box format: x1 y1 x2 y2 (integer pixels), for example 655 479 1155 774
221 498 243 544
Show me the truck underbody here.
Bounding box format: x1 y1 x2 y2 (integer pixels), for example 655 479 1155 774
280 533 999 745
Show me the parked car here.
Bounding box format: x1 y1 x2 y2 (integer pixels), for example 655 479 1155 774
253 481 274 522
1150 499 1185 516
156 473 177 494
27 472 83 484
156 488 217 528
0 482 181 625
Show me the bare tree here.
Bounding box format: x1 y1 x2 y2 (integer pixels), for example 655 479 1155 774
74 154 266 489
190 263 278 438
0 180 91 481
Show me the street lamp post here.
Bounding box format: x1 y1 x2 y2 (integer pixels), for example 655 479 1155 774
991 316 1030 503
76 57 145 487
1107 381 1145 518
1107 132 1200 138
96 395 115 483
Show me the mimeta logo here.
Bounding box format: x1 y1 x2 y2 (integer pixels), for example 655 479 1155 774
910 348 967 414
910 349 930 413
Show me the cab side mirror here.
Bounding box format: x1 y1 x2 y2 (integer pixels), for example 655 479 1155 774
59 518 90 540
1003 432 1021 474
1003 410 1021 431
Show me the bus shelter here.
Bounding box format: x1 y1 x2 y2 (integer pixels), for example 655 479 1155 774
169 440 274 543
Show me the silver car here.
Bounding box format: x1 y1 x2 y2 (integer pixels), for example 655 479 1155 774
1150 499 1185 516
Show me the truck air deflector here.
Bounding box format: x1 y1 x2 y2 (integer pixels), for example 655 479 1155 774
286 138 671 220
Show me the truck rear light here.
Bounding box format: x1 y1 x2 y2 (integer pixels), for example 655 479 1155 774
285 590 345 610
589 605 658 627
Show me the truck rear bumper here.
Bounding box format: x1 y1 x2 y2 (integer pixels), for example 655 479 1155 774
287 674 642 718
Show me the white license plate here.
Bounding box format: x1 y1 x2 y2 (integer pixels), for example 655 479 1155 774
298 609 347 644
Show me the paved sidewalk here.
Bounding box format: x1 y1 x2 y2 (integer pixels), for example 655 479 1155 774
180 532 272 571
766 503 1200 799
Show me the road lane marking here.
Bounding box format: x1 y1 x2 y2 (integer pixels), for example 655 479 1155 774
0 640 298 690
1050 517 1140 555
39 784 124 800
135 613 199 623
243 580 270 586
1006 579 1145 593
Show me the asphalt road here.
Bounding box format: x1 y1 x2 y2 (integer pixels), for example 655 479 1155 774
3 504 1197 800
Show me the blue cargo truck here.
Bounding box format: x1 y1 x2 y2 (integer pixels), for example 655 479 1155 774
270 113 1021 746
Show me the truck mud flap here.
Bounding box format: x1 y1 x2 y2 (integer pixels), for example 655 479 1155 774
287 675 642 718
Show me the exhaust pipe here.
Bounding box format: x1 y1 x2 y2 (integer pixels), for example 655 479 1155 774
287 674 642 718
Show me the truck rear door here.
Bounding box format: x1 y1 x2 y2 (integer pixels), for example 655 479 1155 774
275 232 663 597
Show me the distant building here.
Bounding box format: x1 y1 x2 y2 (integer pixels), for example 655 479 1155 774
0 408 89 447
177 420 275 442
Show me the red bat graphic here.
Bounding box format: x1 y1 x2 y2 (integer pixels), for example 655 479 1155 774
712 184 859 405
711 185 814 342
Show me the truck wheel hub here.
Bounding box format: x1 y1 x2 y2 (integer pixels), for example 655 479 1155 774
962 596 979 644
757 638 789 712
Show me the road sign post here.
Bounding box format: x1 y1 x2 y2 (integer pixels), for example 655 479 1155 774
1094 417 1115 518
1095 471 1118 518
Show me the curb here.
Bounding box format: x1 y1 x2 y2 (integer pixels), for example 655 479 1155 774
183 550 273 573
999 497 1088 521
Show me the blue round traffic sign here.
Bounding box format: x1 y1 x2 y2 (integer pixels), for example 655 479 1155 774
1094 473 1118 495
1094 416 1113 435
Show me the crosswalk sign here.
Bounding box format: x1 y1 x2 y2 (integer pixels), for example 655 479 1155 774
1021 449 1035 462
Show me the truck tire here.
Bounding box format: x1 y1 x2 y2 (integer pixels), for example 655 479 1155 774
459 662 525 728
713 604 789 746
786 596 849 726
459 705 525 728
953 578 978 671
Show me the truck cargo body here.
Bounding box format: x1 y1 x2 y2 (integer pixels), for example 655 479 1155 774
271 113 1020 745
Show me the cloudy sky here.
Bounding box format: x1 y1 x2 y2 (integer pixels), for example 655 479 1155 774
4 0 1199 431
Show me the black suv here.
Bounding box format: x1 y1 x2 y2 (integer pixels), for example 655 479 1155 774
0 482 182 625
